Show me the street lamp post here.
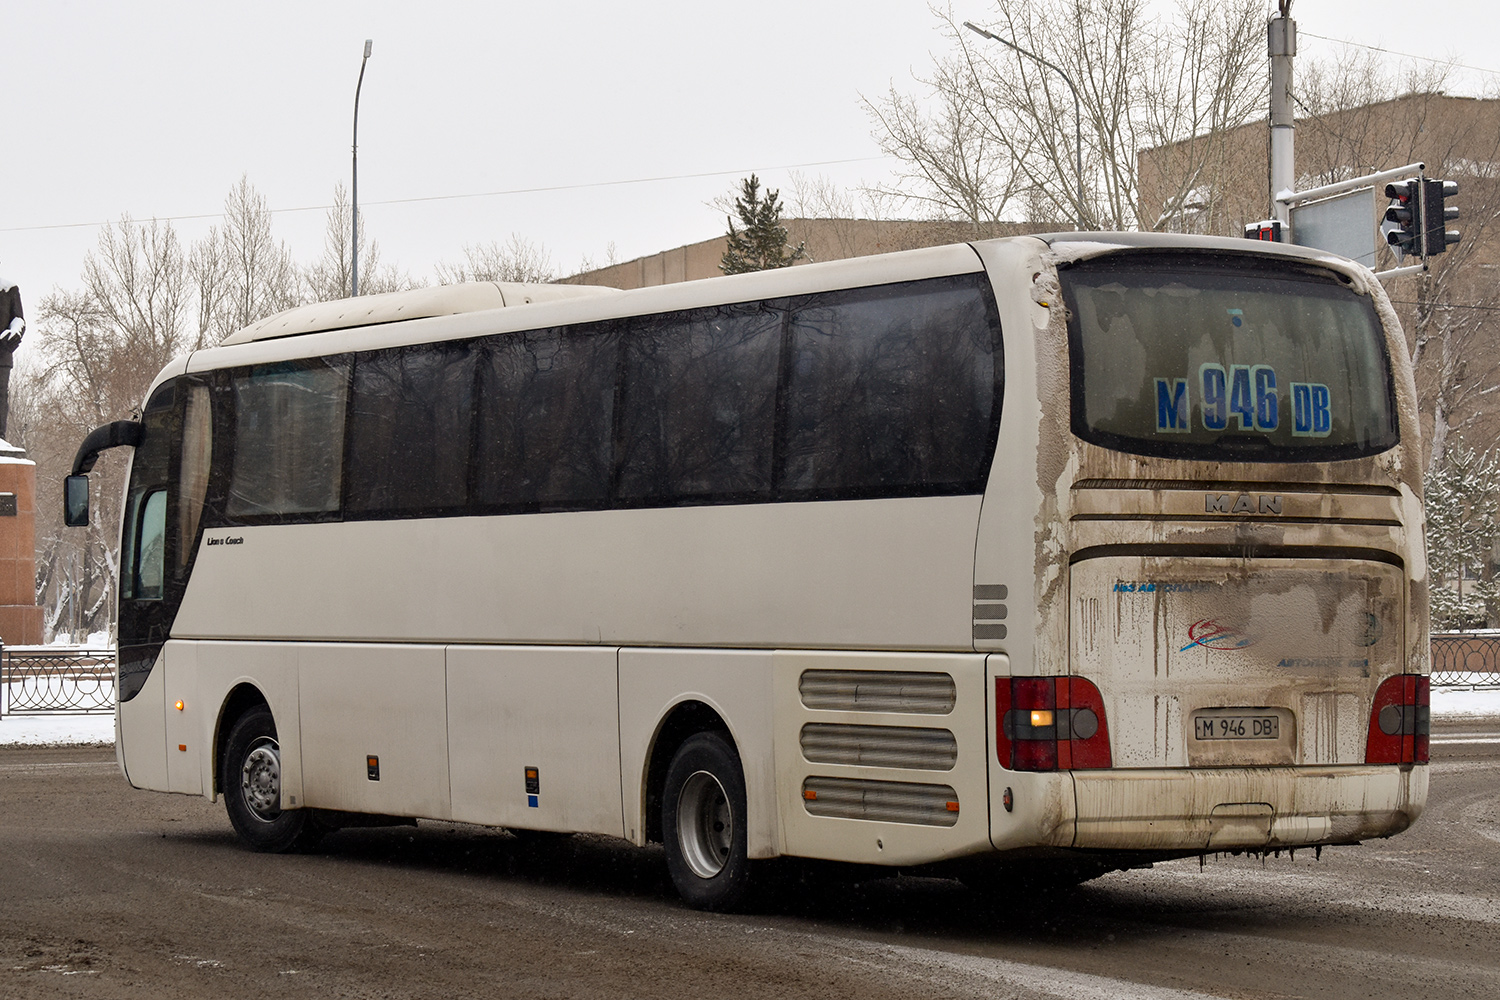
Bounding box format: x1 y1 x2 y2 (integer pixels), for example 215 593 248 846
962 21 1087 230
351 38 373 297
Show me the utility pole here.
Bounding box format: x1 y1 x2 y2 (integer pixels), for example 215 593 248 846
1268 3 1296 230
962 21 1087 229
351 38 373 297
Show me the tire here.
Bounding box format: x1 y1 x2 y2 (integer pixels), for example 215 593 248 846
662 732 754 912
221 706 323 853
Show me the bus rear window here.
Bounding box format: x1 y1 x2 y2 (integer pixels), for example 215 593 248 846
1061 254 1398 462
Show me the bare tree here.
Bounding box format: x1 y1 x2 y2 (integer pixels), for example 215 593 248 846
21 264 163 642
81 215 192 384
1286 57 1500 471
304 183 418 302
18 175 431 640
865 53 1028 229
195 175 301 341
436 234 557 285
867 0 1266 230
573 241 621 277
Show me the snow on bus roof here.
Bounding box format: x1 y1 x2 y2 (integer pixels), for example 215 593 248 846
219 281 621 347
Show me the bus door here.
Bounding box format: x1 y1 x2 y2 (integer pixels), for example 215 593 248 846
116 377 214 794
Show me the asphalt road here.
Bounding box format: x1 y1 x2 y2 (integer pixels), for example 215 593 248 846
2 718 1497 1000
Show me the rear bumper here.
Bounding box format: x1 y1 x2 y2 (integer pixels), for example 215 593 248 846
1070 764 1427 851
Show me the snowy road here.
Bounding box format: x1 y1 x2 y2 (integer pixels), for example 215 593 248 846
1 712 1496 998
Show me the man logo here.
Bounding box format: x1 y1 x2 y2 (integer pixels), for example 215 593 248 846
1205 493 1283 515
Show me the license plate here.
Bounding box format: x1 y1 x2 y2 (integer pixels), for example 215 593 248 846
1194 714 1279 740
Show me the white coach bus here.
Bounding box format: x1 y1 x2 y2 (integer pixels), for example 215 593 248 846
65 233 1429 911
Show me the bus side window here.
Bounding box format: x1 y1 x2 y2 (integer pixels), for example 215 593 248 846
120 383 175 601
135 489 167 601
177 383 212 573
227 359 348 519
783 274 1000 496
615 302 781 501
347 342 475 513
476 326 619 508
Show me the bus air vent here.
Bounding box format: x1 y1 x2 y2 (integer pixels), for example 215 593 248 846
799 670 956 714
800 723 958 771
801 776 960 827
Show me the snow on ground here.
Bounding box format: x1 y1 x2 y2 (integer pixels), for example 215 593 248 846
1 653 115 744
0 711 114 745
1431 685 1500 719
3 686 1497 747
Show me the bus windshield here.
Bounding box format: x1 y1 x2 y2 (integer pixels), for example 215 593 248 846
1062 253 1398 462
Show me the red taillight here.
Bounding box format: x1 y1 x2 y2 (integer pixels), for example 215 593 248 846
996 676 1112 771
1365 674 1430 764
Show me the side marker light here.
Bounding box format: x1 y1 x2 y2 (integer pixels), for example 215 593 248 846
177 744 187 752
174 700 184 711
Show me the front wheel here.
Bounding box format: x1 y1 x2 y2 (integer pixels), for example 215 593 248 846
662 732 754 911
221 706 323 853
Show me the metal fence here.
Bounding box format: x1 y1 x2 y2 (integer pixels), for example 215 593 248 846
0 632 1493 718
1430 633 1500 687
0 646 117 715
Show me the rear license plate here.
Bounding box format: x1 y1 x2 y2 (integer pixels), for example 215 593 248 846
1194 715 1279 740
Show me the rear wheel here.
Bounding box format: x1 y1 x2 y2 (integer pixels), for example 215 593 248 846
662 732 754 911
221 706 323 853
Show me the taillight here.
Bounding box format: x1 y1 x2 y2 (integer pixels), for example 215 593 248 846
996 676 1112 771
1365 675 1430 764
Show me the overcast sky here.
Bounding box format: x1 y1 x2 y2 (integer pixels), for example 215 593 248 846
4 0 1497 308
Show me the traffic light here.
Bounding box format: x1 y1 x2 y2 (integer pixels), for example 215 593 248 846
1421 178 1460 256
1243 220 1283 242
1384 180 1420 258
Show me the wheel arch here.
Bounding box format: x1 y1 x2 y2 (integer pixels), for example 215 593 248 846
213 682 271 796
643 699 735 844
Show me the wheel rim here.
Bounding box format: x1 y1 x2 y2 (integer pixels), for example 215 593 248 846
240 737 282 822
677 770 733 879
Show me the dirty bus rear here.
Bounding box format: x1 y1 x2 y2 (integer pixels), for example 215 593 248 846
66 234 1426 910
990 234 1427 867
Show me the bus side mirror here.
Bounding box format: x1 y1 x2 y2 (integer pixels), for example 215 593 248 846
63 475 90 527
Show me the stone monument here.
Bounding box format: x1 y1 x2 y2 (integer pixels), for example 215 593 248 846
0 275 42 645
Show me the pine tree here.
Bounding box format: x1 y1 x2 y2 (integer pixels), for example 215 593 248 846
1425 442 1500 629
720 175 808 275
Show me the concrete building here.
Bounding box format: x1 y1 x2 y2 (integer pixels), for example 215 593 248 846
1137 93 1500 264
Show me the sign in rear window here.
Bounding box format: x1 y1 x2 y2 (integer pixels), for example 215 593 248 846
1062 254 1398 462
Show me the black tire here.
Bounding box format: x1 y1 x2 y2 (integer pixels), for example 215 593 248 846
662 732 755 912
221 706 323 853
